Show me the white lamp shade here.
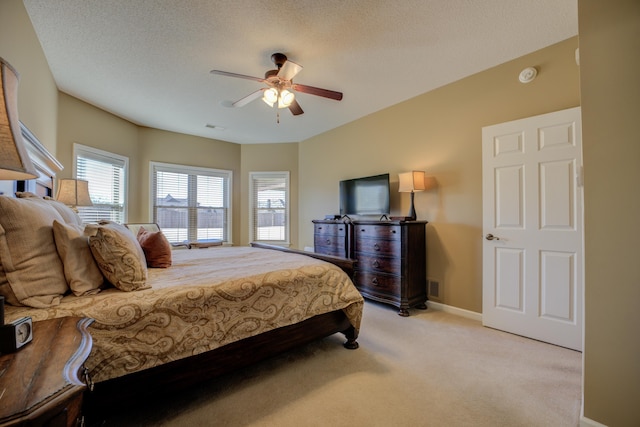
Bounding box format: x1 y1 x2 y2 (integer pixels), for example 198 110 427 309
398 171 426 193
56 179 93 207
0 58 38 180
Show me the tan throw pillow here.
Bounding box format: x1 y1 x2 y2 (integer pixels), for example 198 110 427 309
44 197 84 227
137 227 172 268
52 220 104 296
16 192 84 227
86 221 149 292
0 196 69 307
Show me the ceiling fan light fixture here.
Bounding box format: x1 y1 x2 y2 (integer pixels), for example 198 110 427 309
279 90 294 108
263 88 278 106
213 52 342 118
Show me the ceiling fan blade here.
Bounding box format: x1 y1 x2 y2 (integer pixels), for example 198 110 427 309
288 99 304 116
210 70 265 83
232 88 265 108
292 83 343 101
278 60 303 81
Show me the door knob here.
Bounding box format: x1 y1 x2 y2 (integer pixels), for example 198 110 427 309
485 233 500 241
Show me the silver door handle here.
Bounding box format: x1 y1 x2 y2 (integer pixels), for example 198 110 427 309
485 233 500 241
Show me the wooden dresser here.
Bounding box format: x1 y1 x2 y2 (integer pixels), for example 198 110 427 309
313 219 428 316
312 219 353 258
353 220 427 316
0 317 93 427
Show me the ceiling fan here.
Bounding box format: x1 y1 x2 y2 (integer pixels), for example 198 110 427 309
210 53 343 120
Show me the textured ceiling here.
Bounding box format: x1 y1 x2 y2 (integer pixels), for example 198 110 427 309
23 0 578 144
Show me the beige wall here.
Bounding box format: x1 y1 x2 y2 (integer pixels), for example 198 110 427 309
579 1 640 425
0 0 58 154
57 93 141 217
137 127 241 243
58 96 243 237
240 143 299 246
299 37 580 313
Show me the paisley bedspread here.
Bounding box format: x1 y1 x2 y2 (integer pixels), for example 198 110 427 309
5 246 364 383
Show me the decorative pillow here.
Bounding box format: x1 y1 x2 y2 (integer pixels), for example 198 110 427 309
0 196 69 307
136 226 172 268
16 192 84 226
52 220 104 296
44 197 84 227
85 220 149 292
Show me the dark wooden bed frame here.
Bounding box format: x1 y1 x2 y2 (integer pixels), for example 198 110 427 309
15 131 361 421
83 243 359 421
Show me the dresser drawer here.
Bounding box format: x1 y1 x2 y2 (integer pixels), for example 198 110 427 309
313 221 352 258
355 224 400 240
355 236 401 256
315 243 347 257
314 223 347 237
356 253 401 274
354 271 401 295
315 234 346 249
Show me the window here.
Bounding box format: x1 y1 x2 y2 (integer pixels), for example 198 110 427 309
151 162 232 244
74 144 128 223
249 171 289 245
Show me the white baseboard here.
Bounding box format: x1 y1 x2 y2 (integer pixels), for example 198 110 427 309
426 300 483 322
580 416 607 427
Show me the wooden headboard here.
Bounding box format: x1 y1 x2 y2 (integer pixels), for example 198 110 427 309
0 123 63 197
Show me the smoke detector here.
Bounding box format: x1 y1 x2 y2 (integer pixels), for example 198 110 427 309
518 67 538 83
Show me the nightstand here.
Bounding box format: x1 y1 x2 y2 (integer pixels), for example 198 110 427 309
0 317 93 427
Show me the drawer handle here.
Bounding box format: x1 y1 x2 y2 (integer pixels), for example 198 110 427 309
372 260 380 268
338 227 343 231
318 226 323 230
360 228 366 232
390 230 396 234
326 239 331 244
373 243 380 251
372 277 380 286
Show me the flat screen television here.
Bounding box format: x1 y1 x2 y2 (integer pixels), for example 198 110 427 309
339 173 390 216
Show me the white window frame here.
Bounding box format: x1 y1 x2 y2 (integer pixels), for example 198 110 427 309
73 143 128 223
249 171 290 246
150 161 233 244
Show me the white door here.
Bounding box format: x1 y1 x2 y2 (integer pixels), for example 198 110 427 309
482 107 583 351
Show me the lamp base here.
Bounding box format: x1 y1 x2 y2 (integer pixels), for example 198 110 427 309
406 191 417 221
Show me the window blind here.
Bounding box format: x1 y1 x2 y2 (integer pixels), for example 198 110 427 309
151 162 231 244
74 144 127 223
249 171 289 244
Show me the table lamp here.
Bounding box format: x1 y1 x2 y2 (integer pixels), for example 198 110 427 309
397 170 426 221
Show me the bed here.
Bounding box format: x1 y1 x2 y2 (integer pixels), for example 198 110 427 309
0 130 364 420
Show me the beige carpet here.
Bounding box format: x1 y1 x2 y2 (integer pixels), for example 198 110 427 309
99 301 582 427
